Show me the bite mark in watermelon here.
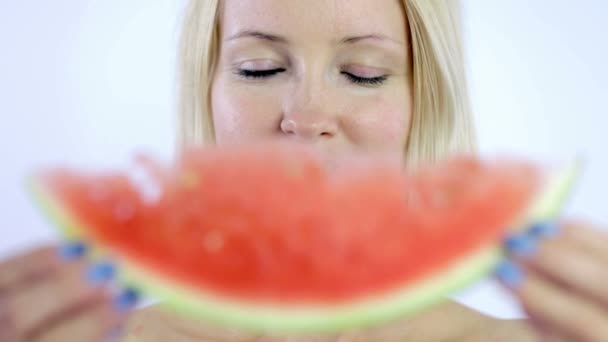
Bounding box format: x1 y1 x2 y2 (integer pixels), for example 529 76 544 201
27 143 580 334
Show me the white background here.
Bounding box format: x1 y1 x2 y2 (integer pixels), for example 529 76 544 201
0 1 606 319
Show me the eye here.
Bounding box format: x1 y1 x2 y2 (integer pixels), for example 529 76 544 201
341 71 388 86
236 68 286 79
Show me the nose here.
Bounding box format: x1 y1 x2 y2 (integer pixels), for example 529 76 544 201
280 79 339 140
280 117 336 139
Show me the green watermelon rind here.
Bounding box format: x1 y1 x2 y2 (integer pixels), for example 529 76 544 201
26 160 581 334
526 158 582 222
119 244 502 334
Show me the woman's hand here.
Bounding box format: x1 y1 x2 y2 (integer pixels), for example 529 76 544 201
0 243 137 341
497 221 608 341
0 245 527 342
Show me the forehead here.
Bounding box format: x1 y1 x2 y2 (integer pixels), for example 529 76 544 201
220 0 407 42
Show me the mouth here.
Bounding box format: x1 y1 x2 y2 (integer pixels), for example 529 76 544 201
252 138 404 171
316 149 404 175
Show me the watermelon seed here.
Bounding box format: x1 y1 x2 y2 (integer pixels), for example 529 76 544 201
204 231 225 253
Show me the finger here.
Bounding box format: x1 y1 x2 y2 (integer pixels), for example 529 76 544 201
506 225 608 308
23 284 136 342
0 242 89 295
496 261 608 342
538 330 574 342
531 311 598 342
526 317 568 342
0 246 62 292
6 257 97 336
5 259 118 341
32 294 122 342
0 309 18 342
561 221 608 264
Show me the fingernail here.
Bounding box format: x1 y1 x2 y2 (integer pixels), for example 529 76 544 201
527 221 560 239
503 234 537 256
86 262 116 285
495 260 524 288
113 288 140 312
58 241 88 261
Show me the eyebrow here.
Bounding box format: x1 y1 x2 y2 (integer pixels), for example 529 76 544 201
227 30 289 43
341 34 404 46
226 30 405 46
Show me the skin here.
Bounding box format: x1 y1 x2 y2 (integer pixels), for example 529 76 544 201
211 0 412 160
1 0 607 341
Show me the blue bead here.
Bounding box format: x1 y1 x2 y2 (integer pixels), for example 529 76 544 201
503 234 537 256
114 288 140 312
86 262 116 285
58 242 88 261
527 222 560 239
495 260 524 288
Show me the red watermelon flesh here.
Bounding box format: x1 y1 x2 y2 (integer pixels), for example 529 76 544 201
28 142 577 333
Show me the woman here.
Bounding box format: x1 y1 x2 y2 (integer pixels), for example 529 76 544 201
2 0 607 340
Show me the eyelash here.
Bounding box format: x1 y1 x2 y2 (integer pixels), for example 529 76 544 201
237 68 286 79
236 68 388 86
341 72 388 86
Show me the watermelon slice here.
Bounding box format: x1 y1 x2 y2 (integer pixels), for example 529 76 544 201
27 142 580 334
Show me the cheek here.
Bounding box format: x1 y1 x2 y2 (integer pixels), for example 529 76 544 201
211 80 282 144
341 94 412 150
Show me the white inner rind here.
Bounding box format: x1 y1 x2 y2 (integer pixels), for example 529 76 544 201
28 160 580 334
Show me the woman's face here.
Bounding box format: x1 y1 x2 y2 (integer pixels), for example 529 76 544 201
211 0 412 160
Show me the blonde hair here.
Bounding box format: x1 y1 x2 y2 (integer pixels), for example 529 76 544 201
176 0 477 165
